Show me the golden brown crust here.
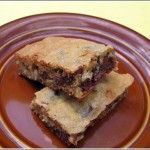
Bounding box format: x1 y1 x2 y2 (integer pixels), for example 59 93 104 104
16 36 114 73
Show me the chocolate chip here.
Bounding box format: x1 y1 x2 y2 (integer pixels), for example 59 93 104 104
42 71 48 80
80 79 94 91
32 64 38 70
74 67 83 75
54 90 61 95
63 76 74 84
80 104 93 118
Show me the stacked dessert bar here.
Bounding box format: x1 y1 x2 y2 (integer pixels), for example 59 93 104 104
16 37 134 145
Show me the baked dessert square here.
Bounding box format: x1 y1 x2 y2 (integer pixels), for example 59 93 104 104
16 37 116 99
31 71 134 145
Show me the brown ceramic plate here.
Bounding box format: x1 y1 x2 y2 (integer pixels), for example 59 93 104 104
0 13 150 148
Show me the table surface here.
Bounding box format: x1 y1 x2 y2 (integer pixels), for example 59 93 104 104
0 1 150 39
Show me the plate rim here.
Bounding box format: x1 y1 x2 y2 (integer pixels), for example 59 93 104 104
0 12 150 148
0 12 149 41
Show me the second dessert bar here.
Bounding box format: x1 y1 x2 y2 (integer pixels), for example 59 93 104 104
31 71 134 145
